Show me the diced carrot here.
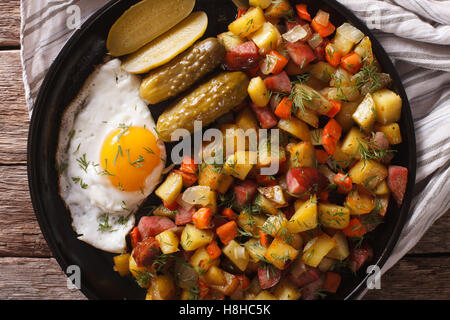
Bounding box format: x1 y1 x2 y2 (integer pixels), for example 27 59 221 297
180 156 198 174
129 227 141 248
315 149 329 164
340 52 363 74
274 97 293 119
235 274 251 290
173 169 197 188
206 241 221 259
237 7 247 19
259 230 270 248
311 18 335 38
343 218 367 238
318 190 329 201
222 207 237 220
264 50 289 75
324 119 342 140
163 200 178 211
198 279 210 298
333 173 353 194
216 221 239 245
296 4 311 21
323 135 337 155
192 207 213 229
326 100 342 118
325 43 341 67
322 272 342 293
265 0 292 19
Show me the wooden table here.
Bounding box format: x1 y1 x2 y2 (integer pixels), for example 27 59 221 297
0 0 449 300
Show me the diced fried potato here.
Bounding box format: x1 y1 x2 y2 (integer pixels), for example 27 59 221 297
264 0 292 18
180 224 214 251
217 31 244 51
326 86 361 102
203 265 227 286
254 291 278 300
309 62 337 83
258 139 286 169
113 253 130 276
155 171 183 205
289 232 303 250
330 67 353 87
348 160 387 189
287 195 318 233
287 141 315 168
375 123 402 145
318 203 350 229
264 238 299 270
372 89 402 125
156 230 180 254
341 127 366 158
272 280 301 300
153 204 176 218
262 213 288 237
129 254 151 288
250 0 272 9
245 238 268 262
318 257 336 272
223 151 257 180
236 107 259 132
354 36 374 63
238 211 267 235
374 180 390 196
248 76 270 107
294 199 306 211
295 107 319 128
278 117 311 141
335 101 360 132
210 270 240 295
332 23 364 55
223 240 250 272
221 123 249 156
345 189 375 215
258 186 287 206
229 6 266 37
302 234 337 267
310 129 323 146
352 93 376 132
190 246 217 274
199 163 233 194
294 84 333 115
254 193 280 215
148 274 176 300
333 142 353 169
326 231 350 260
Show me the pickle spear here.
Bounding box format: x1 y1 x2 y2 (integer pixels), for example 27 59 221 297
140 38 226 104
156 72 250 142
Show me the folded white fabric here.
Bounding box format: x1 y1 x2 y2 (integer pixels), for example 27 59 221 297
21 0 450 297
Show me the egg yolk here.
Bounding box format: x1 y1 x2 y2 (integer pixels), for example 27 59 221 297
100 126 161 192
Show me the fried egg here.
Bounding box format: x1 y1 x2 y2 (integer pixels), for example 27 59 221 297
57 59 165 253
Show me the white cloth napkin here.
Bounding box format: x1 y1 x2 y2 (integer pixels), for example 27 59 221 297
21 0 450 297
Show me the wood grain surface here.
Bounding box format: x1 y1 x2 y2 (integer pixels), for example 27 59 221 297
0 0 448 300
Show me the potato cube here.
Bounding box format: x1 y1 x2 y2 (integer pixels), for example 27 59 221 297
336 101 359 132
332 23 364 55
295 107 319 128
272 280 301 300
254 291 278 300
302 234 337 267
310 129 323 146
258 138 286 169
294 199 306 211
257 185 287 206
341 127 366 158
248 76 270 107
155 171 183 205
348 160 387 189
374 180 390 196
209 270 240 295
223 240 250 272
199 163 233 194
254 193 280 215
217 31 244 51
180 224 214 251
249 22 282 54
352 93 376 132
288 141 315 168
264 238 299 269
148 274 175 300
244 238 268 262
318 203 350 229
236 107 259 132
294 84 333 115
249 0 272 9
129 254 151 288
223 151 257 180
278 117 311 141
113 253 130 276
287 195 318 233
238 211 267 235
264 0 292 18
221 123 248 156
375 123 402 145
354 36 374 63
190 246 217 274
333 142 353 168
203 265 227 286
318 257 336 272
156 230 180 254
262 214 288 237
309 62 336 83
326 231 350 260
372 89 402 125
153 204 176 218
229 7 266 37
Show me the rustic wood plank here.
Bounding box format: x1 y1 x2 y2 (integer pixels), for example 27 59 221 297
0 165 51 257
0 257 86 300
364 256 450 300
0 50 28 165
0 0 20 47
410 211 450 254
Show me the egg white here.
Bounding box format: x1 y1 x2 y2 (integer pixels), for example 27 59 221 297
57 59 165 253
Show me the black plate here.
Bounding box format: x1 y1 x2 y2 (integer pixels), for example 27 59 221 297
28 0 416 300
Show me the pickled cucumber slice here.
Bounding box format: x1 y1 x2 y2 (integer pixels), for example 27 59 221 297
107 0 195 56
139 38 226 104
123 11 208 74
156 72 250 142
